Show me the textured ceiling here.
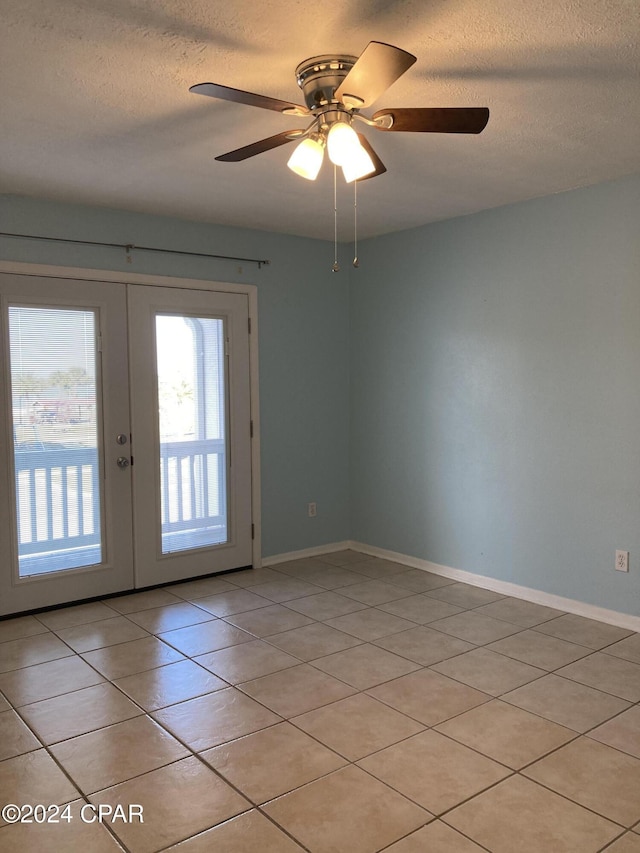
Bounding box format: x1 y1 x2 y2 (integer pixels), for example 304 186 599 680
1 0 639 240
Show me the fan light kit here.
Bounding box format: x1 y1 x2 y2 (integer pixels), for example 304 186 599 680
190 41 489 267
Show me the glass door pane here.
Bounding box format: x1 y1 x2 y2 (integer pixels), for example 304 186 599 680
156 314 227 554
9 306 102 576
128 285 252 588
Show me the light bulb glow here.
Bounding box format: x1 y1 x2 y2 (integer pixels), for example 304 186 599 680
342 145 376 182
287 137 324 180
327 121 360 167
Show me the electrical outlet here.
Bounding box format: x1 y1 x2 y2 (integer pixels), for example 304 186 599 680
615 550 629 573
308 502 317 518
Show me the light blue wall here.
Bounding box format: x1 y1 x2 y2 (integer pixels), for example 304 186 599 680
3 176 640 616
350 174 640 615
0 195 350 558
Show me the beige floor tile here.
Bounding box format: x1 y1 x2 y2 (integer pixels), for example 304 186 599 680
0 750 79 825
158 620 253 657
266 622 363 661
163 810 305 852
324 608 416 641
368 669 490 726
318 550 372 567
263 765 430 853
557 652 640 701
346 558 414 579
0 655 105 706
602 834 640 853
125 602 216 633
238 663 355 717
0 709 41 759
435 699 576 769
431 647 546 696
444 775 619 853
387 570 456 593
374 626 475 665
473 597 564 627
272 557 334 576
225 567 289 587
106 588 183 614
534 613 633 649
0 798 125 851
81 636 185 679
202 721 346 803
0 615 49 643
247 577 322 602
19 682 142 745
338 580 413 606
191 589 272 617
428 611 522 644
358 729 509 814
153 687 281 751
283 591 367 620
589 705 640 759
288 565 367 589
169 575 239 600
90 756 249 853
50 715 189 794
0 694 9 711
486 629 592 670
195 639 300 683
114 659 227 710
425 583 505 609
0 633 74 673
36 601 119 630
503 673 630 732
606 633 640 664
53 616 149 653
312 643 421 689
223 604 314 637
377 595 463 624
523 737 640 826
292 693 424 761
385 820 486 852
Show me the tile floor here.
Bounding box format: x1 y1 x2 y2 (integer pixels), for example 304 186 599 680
1 550 640 852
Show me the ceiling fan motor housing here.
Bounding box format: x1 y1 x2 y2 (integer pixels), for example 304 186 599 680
295 55 358 110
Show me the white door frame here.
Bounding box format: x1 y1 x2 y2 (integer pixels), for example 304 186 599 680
0 260 262 570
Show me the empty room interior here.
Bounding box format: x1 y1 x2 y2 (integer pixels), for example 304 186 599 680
1 1 640 851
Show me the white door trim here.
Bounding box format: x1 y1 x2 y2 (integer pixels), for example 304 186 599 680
0 260 262 569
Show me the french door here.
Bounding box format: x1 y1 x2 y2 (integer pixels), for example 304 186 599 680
0 273 253 616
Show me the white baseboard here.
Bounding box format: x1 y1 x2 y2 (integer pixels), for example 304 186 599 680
348 540 640 633
262 541 351 567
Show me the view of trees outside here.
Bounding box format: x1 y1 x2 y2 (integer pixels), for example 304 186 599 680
10 307 98 450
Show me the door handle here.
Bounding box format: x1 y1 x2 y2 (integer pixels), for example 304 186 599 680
117 456 130 469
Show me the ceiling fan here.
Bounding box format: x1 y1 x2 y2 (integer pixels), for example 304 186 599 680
190 41 489 183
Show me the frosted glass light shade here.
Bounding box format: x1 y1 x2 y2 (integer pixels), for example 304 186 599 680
287 138 324 180
327 121 360 166
342 145 376 182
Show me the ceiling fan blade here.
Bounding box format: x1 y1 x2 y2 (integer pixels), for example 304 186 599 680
190 83 309 116
335 41 416 108
373 107 490 134
215 130 305 162
356 134 387 180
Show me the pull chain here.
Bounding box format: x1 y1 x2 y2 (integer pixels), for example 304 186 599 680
332 164 340 272
353 179 359 268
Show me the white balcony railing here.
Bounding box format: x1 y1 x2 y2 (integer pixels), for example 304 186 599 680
14 438 226 575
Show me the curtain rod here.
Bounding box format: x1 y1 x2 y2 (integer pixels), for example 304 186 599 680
0 232 271 269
